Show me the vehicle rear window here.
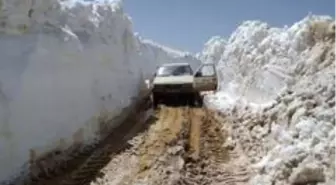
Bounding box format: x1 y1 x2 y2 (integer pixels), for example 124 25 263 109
156 65 193 77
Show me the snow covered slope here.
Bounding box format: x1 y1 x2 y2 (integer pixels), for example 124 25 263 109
201 15 334 104
0 0 200 182
201 15 335 184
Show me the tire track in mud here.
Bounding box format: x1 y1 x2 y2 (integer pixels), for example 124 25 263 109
56 108 155 185
137 107 182 172
117 106 190 185
19 105 251 185
102 106 252 185
14 95 154 185
176 108 251 185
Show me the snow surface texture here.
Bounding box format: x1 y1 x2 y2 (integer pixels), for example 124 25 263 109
0 0 200 182
203 15 335 184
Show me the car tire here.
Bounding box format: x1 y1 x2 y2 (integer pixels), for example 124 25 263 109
152 92 159 109
190 96 196 107
186 93 195 107
195 93 203 107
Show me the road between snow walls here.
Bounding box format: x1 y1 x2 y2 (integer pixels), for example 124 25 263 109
0 1 335 185
0 0 201 183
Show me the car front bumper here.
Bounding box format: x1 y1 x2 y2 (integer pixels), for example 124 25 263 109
152 83 194 94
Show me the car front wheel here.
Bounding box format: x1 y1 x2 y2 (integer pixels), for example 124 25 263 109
194 93 203 107
152 92 159 109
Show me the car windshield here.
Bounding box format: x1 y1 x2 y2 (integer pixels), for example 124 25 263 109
156 65 193 77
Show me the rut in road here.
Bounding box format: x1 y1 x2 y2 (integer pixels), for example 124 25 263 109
16 105 251 185
92 106 252 185
8 95 153 185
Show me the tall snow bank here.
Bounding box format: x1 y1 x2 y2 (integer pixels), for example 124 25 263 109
196 36 226 64
202 15 334 104
0 0 200 182
201 15 335 184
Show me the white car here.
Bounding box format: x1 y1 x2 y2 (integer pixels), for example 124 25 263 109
149 62 217 108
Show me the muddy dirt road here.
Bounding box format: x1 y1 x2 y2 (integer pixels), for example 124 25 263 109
110 106 252 185
19 105 251 185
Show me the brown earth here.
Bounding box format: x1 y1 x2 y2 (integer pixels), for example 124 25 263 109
11 102 252 185
90 106 252 185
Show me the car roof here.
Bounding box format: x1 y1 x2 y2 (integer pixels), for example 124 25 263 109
161 63 190 67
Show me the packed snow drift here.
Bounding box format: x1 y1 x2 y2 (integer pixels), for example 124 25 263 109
0 0 200 182
201 15 335 184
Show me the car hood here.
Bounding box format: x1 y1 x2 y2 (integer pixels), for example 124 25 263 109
153 76 194 85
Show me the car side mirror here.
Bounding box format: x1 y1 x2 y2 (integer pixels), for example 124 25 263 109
195 71 202 77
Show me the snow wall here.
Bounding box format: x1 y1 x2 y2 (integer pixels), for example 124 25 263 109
0 0 200 182
200 15 335 184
